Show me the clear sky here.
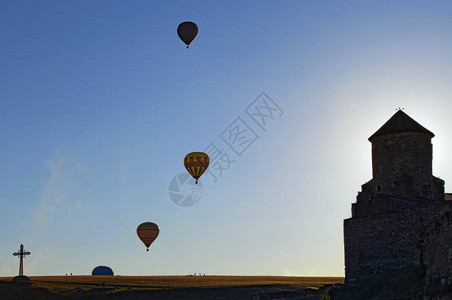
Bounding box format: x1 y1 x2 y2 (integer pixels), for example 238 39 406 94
2 1 452 277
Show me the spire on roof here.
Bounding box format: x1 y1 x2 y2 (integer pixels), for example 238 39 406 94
368 110 434 141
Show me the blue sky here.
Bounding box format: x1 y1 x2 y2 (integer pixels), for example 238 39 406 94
2 1 452 276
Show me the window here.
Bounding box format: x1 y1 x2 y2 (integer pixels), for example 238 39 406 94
377 184 382 192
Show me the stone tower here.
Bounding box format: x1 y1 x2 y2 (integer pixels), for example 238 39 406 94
366 110 444 201
344 110 445 281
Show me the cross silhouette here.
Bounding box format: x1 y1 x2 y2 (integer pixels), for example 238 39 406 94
13 244 31 276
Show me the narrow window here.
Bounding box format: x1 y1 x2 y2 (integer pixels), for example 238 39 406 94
377 184 382 192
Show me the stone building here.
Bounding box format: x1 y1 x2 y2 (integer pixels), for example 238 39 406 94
343 110 452 291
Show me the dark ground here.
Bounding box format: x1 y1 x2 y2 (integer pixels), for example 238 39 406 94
0 280 340 300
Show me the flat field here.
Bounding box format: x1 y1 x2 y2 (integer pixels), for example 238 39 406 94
0 275 344 299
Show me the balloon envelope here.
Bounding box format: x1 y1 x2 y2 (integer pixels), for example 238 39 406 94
184 152 209 183
177 22 198 47
137 222 160 251
92 266 114 276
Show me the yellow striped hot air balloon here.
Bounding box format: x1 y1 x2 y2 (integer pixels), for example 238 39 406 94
184 152 209 184
137 222 159 251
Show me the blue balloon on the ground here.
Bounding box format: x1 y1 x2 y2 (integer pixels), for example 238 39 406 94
92 266 114 276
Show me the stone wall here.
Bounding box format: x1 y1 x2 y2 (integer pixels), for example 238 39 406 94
344 204 421 280
369 132 444 201
344 193 446 281
371 132 432 179
422 201 452 292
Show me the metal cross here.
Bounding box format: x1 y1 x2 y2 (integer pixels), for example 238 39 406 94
13 244 31 277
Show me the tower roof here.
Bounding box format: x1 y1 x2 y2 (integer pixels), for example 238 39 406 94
369 110 434 141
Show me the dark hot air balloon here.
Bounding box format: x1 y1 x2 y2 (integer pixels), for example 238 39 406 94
177 22 198 48
184 152 209 184
137 222 160 251
92 266 114 276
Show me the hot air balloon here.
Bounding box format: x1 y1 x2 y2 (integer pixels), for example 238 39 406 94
184 152 209 184
137 222 159 251
92 266 114 276
177 22 198 48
